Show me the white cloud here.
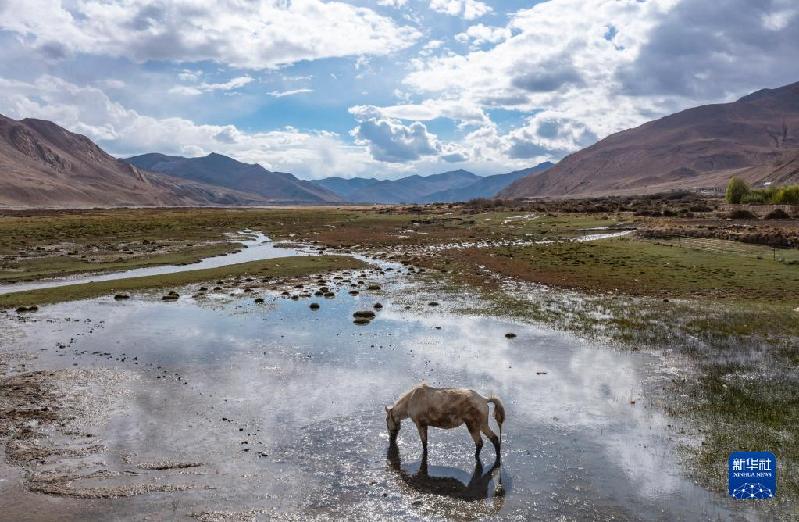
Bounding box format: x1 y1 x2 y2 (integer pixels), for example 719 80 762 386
348 105 473 164
349 115 437 163
178 69 202 82
0 0 421 69
99 79 126 89
455 24 511 47
399 0 688 155
169 75 254 96
266 88 313 97
377 0 408 7
423 40 445 50
429 0 492 20
350 100 488 125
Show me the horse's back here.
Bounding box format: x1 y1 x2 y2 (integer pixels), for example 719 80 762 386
407 385 487 428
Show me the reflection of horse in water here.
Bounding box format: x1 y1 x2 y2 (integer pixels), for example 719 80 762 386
387 441 505 503
385 384 505 460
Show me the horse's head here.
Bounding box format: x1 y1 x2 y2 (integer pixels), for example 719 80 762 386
385 406 400 439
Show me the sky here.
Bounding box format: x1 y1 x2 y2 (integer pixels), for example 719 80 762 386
0 1 798 180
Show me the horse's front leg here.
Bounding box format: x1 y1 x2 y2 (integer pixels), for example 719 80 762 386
415 422 428 456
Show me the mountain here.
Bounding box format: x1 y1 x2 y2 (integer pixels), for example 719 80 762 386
315 165 553 203
420 163 553 203
500 81 799 199
313 176 380 200
0 115 267 208
315 163 551 203
125 152 341 203
323 169 482 204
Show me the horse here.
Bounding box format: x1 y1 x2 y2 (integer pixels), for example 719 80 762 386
385 384 505 460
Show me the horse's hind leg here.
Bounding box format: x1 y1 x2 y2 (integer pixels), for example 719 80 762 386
480 422 500 459
466 421 483 460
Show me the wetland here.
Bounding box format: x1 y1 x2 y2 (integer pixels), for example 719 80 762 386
0 199 796 520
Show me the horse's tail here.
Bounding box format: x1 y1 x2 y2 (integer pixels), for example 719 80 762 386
487 396 505 440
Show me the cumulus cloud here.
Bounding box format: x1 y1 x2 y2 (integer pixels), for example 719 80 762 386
398 0 799 162
394 1 679 157
0 0 421 69
377 0 409 7
349 104 478 163
510 55 585 93
617 0 799 98
506 115 597 159
429 0 492 20
455 24 511 47
349 114 439 163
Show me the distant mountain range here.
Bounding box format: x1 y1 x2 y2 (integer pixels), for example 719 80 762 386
314 169 478 203
0 115 269 208
312 166 551 204
125 152 341 203
418 164 553 203
500 80 799 199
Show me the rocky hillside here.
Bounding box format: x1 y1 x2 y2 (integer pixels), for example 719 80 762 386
126 152 341 204
0 115 269 208
500 81 799 199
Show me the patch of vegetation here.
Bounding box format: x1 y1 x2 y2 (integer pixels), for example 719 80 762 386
726 208 757 220
0 255 365 309
424 237 799 300
727 176 799 205
685 364 799 503
0 242 237 283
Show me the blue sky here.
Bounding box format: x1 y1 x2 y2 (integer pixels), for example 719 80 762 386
1 0 798 179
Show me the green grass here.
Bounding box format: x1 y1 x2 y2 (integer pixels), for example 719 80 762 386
449 236 799 299
0 255 365 309
0 208 624 283
685 364 799 502
654 237 799 264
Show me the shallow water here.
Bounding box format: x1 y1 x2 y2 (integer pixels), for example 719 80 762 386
0 232 308 296
0 268 769 520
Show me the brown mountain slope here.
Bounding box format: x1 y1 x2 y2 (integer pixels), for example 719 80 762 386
0 115 270 208
500 81 799 199
125 152 342 204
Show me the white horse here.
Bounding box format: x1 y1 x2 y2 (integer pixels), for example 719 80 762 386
386 384 505 460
